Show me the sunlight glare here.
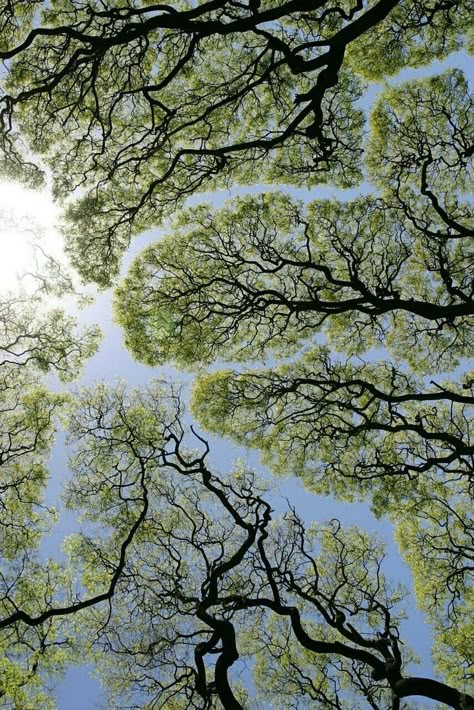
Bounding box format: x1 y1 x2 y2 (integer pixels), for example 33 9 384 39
0 182 62 293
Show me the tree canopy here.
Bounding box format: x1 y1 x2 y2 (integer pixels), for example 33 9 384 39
111 23 473 709
115 68 473 369
28 382 474 709
0 378 472 708
0 0 473 707
0 0 472 284
0 280 101 706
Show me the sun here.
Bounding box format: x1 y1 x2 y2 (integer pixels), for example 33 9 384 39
0 181 62 293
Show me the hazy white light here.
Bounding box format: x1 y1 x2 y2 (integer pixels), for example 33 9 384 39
0 182 62 292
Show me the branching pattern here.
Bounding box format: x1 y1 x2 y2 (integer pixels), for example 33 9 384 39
61 383 474 709
0 0 471 283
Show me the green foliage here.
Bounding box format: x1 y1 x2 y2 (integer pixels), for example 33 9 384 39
115 62 474 370
346 0 473 79
0 285 101 704
60 382 429 709
2 0 468 284
368 70 474 222
0 0 472 706
191 349 473 500
0 559 75 709
112 67 474 692
115 178 473 371
0 293 101 380
395 483 473 689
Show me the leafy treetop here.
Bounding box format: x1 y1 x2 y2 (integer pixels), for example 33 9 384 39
0 0 472 284
115 69 473 371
